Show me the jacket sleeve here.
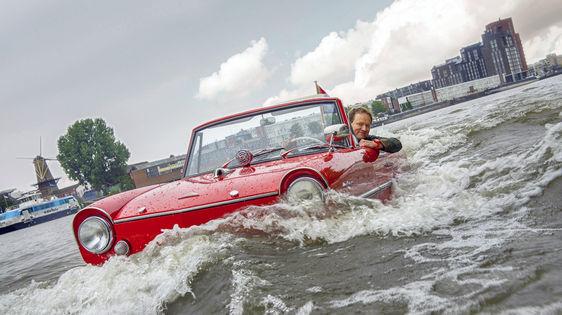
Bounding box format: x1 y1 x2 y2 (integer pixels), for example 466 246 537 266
367 136 402 153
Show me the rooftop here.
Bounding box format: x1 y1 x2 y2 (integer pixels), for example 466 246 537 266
129 155 186 171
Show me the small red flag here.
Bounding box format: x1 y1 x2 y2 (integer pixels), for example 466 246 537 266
315 81 328 95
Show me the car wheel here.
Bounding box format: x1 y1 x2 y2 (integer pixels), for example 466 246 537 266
285 176 325 203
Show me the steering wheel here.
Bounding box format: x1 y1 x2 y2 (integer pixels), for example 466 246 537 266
281 137 329 159
284 136 324 150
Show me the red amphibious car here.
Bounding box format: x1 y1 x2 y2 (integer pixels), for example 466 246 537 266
73 95 400 264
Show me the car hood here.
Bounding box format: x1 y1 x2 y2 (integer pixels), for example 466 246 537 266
113 156 322 221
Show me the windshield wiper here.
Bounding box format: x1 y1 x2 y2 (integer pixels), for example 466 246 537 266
253 146 285 158
301 144 347 150
281 143 347 159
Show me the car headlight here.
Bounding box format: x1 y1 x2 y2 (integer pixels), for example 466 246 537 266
78 216 113 254
286 177 324 202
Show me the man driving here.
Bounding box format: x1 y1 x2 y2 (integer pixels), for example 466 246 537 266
348 107 402 153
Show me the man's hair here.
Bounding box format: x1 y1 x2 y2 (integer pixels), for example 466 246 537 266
348 106 373 124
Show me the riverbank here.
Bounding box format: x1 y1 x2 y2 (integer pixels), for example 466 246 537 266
373 76 546 127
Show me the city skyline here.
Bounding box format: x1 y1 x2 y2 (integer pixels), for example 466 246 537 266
432 17 528 90
1 0 561 192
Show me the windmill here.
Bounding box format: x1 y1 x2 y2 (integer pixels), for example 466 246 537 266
17 137 60 198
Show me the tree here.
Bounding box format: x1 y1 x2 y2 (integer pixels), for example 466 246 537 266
289 123 304 138
57 118 130 192
400 101 413 111
370 100 387 114
1 196 15 212
307 121 322 134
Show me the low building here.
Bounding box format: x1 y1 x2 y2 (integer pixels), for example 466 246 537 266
378 80 433 99
531 53 562 77
377 96 401 113
405 90 437 108
54 184 80 198
129 155 186 188
435 75 501 101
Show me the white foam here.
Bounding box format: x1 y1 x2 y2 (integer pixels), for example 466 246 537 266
228 267 271 315
0 232 232 314
329 281 452 313
305 286 323 293
295 301 314 315
492 301 562 315
259 295 293 314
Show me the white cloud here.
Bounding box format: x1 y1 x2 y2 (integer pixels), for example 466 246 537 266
289 21 374 87
269 0 562 105
196 37 270 100
263 86 310 106
524 25 562 63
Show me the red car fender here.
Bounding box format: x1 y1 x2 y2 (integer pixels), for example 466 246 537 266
279 167 329 194
86 184 163 220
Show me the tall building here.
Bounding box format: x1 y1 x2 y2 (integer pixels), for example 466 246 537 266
481 18 528 83
431 56 465 89
459 42 488 81
431 17 527 88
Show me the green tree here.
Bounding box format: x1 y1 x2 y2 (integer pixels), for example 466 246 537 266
289 123 304 138
307 121 322 134
57 118 130 192
1 196 15 212
400 101 413 111
370 100 387 114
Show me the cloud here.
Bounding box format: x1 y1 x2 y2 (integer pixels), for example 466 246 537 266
196 37 270 100
269 0 562 105
524 25 562 63
263 86 310 106
289 21 375 87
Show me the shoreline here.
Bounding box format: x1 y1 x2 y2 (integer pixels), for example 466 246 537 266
372 75 561 127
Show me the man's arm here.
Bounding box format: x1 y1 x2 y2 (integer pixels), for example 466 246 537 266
366 136 402 153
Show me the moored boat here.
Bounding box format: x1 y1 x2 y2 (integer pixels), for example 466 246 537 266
0 195 80 235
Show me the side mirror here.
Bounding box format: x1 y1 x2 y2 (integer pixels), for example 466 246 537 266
323 124 350 151
324 124 350 141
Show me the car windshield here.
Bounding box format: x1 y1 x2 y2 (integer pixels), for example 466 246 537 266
185 102 346 176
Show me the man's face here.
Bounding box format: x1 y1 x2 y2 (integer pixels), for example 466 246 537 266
351 113 371 140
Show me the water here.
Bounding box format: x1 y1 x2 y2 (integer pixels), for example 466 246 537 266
1 76 561 314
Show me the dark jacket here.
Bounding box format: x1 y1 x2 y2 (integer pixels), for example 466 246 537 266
365 135 402 153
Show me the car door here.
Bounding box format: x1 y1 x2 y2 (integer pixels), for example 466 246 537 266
323 147 394 197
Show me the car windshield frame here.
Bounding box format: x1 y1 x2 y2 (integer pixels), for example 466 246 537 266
183 101 349 177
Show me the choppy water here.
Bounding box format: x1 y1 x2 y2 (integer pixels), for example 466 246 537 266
1 76 561 314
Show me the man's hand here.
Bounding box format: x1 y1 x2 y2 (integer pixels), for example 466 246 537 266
359 139 384 150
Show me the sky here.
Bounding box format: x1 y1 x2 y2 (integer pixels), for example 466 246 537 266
1 0 561 192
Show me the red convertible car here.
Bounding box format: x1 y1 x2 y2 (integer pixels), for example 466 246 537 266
73 95 400 264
